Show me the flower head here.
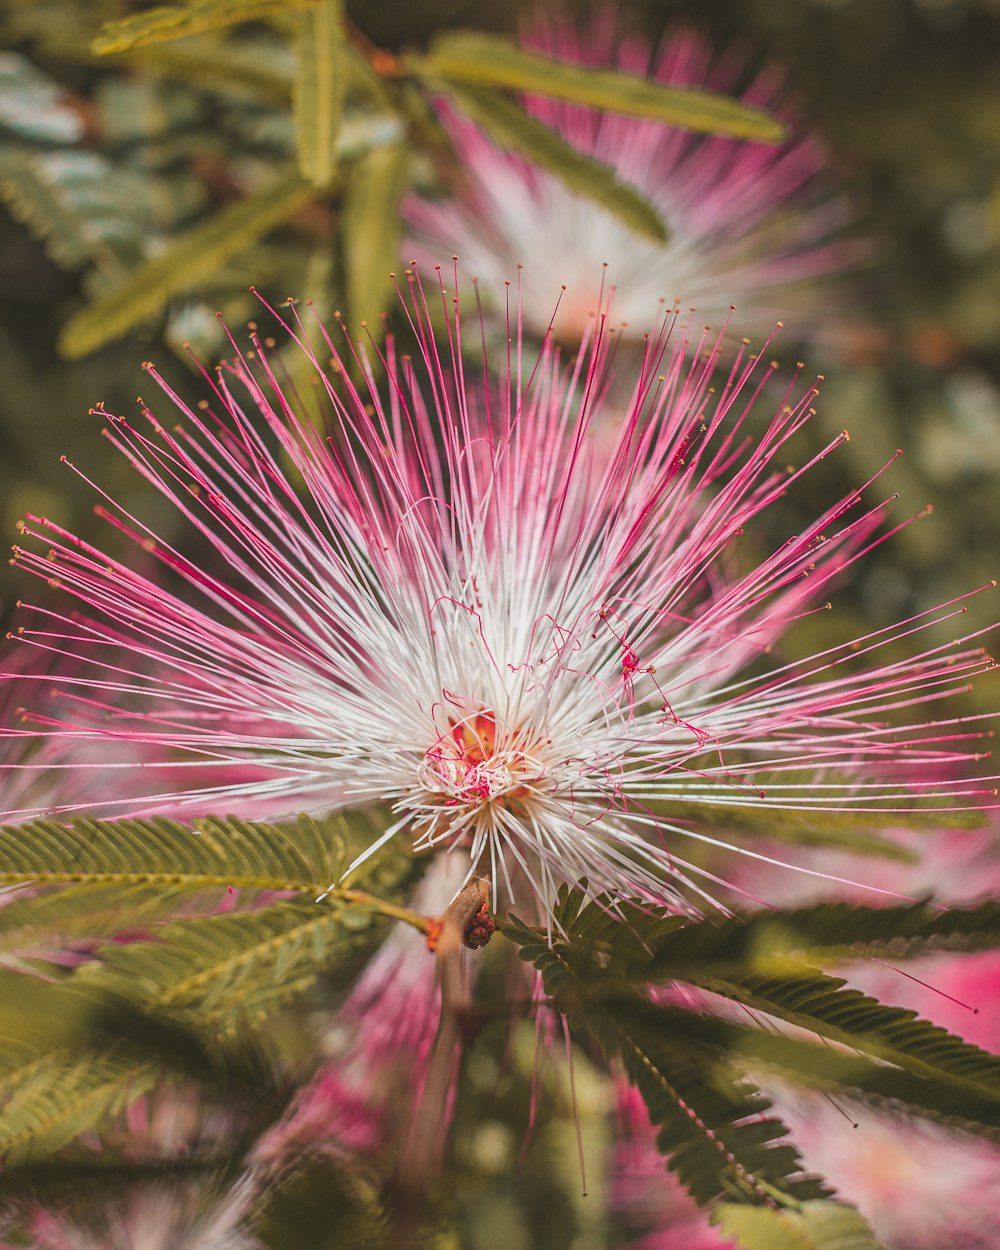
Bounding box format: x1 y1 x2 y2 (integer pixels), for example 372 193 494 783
3 272 996 921
405 23 861 344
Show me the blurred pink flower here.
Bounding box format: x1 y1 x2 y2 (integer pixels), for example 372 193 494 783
725 824 1000 1247
406 22 861 344
256 855 467 1165
17 1177 260 1250
2 276 996 923
611 1084 737 1249
767 1086 1000 1250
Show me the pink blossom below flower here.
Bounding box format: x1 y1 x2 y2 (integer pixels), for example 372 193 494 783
17 1177 260 1250
257 855 467 1165
2 273 997 922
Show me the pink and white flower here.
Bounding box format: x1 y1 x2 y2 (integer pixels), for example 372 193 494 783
405 23 861 344
2 273 996 920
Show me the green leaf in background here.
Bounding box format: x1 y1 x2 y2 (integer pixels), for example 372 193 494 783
293 0 345 188
542 891 1000 979
507 920 826 1211
507 890 1000 1225
713 1200 887 1250
91 0 317 55
122 33 295 105
0 882 219 958
668 1004 1000 1134
0 1051 160 1166
342 141 409 330
429 80 668 245
0 812 347 893
641 899 1000 974
57 170 316 357
682 962 1000 1104
0 810 420 961
652 797 988 860
418 30 786 143
75 898 380 1033
0 147 129 279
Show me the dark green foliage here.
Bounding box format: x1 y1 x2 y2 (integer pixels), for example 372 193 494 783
507 909 827 1210
506 887 1000 1240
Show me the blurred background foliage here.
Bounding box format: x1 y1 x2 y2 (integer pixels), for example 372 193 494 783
0 0 998 660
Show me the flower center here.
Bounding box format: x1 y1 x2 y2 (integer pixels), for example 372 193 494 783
417 709 545 815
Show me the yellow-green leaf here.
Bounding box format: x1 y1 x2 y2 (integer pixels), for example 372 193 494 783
438 81 667 245
0 1052 159 1165
713 1200 886 1250
418 30 785 143
293 0 346 187
123 33 295 105
58 170 317 358
342 141 410 331
92 0 316 55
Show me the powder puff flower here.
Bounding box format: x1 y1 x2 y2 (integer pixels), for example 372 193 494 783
405 23 860 344
3 272 997 921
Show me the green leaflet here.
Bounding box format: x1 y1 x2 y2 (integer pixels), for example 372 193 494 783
713 1201 887 1250
428 80 668 245
342 141 410 331
74 898 380 1032
417 30 785 143
647 796 971 859
684 961 1000 1100
651 1003 1000 1133
0 810 419 960
0 835 413 1163
539 889 1000 976
123 34 295 105
92 0 317 55
535 891 1000 1115
0 146 129 278
0 1052 159 1166
507 891 1000 1221
508 920 825 1209
644 899 1000 971
0 812 346 892
57 169 316 358
0 883 220 957
293 0 345 188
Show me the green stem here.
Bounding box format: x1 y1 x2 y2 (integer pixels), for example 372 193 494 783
326 886 432 934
